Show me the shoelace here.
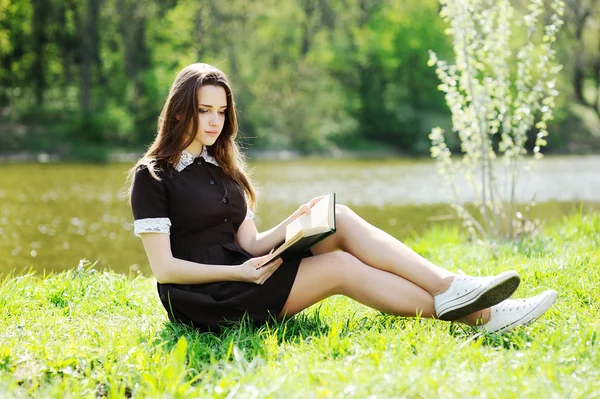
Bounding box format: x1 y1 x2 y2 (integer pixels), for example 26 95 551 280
455 276 483 294
495 298 534 313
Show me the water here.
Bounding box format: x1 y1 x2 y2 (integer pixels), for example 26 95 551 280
253 155 600 206
0 155 598 275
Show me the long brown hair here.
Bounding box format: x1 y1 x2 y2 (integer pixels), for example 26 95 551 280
126 63 257 210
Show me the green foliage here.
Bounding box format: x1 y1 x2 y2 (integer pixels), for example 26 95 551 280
1 0 599 158
325 0 453 153
0 0 451 157
0 214 599 397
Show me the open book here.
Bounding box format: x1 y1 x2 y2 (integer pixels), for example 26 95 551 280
258 193 336 268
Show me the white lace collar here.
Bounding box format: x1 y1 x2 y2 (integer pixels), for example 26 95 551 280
175 147 219 172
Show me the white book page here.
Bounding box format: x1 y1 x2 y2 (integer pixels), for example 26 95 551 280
285 214 311 241
284 194 331 242
309 195 330 230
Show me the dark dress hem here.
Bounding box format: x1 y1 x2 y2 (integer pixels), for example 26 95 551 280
156 247 309 332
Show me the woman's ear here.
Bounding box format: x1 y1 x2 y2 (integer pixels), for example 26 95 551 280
175 114 181 121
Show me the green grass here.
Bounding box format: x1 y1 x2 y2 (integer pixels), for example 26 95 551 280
1 212 599 398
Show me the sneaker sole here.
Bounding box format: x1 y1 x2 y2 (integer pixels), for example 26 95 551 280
437 271 521 321
493 290 558 333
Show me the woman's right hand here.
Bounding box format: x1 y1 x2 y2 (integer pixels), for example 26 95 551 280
237 255 283 285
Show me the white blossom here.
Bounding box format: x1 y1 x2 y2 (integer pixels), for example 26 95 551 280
428 0 564 243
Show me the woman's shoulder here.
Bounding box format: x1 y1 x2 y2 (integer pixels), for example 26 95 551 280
130 161 175 200
134 161 175 181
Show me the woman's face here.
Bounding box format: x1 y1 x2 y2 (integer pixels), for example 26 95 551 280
193 84 228 148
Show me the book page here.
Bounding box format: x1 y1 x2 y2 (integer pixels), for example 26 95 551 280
285 194 331 241
285 216 306 241
260 193 335 269
309 196 330 231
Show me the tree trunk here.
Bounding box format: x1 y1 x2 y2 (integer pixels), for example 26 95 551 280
118 0 136 80
132 15 149 142
32 0 47 106
573 56 587 106
594 39 600 113
300 0 315 57
80 0 100 112
569 3 592 106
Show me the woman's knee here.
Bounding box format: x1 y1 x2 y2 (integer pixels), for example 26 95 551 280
310 205 352 254
335 203 351 212
334 204 354 248
335 204 353 223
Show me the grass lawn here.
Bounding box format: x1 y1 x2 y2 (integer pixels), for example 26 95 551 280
0 212 598 398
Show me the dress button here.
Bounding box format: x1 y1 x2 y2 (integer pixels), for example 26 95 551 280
222 198 228 203
223 218 228 223
209 180 215 185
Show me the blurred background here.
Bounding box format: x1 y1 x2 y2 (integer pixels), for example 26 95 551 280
0 0 599 275
1 0 600 159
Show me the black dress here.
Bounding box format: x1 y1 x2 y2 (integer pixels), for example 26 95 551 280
130 149 305 332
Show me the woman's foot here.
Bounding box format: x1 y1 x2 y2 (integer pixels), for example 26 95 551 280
434 271 521 321
480 289 558 333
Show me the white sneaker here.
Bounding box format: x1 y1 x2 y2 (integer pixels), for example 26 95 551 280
480 289 558 333
434 271 521 321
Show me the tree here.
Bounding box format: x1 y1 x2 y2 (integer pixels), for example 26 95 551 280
563 0 600 114
428 0 564 246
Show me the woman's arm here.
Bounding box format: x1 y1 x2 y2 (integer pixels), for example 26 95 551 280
236 213 298 257
236 196 325 256
140 233 281 284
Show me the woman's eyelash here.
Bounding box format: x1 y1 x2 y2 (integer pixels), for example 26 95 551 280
198 109 226 114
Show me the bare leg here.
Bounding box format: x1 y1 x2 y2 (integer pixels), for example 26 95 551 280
312 204 456 295
309 204 491 322
278 251 488 325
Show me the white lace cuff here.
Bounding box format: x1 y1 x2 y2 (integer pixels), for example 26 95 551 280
245 208 254 220
134 217 171 237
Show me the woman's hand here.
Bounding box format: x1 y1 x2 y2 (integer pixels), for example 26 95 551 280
236 255 284 285
291 195 326 220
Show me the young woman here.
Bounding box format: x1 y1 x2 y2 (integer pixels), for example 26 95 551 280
128 63 557 334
